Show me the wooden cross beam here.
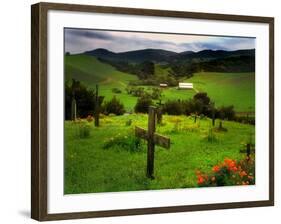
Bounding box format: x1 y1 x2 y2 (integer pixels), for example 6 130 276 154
135 106 170 179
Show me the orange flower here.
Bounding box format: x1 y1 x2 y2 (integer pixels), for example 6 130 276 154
197 175 204 184
239 171 247 178
229 166 238 172
223 158 238 172
212 165 220 172
248 175 254 180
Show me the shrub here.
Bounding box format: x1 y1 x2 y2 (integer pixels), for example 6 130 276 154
196 156 255 187
134 95 153 113
218 105 235 120
103 96 125 115
193 92 210 105
234 115 255 125
151 87 162 100
204 128 218 142
103 134 143 152
86 115 94 122
78 123 91 138
65 79 104 120
162 100 184 115
125 119 132 126
126 86 146 97
112 87 122 94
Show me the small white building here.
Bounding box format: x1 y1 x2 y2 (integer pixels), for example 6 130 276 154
178 82 193 89
159 83 168 88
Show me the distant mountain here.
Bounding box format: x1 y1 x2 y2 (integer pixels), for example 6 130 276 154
84 48 255 64
179 51 195 56
118 49 178 63
85 48 177 63
178 49 255 61
84 48 117 61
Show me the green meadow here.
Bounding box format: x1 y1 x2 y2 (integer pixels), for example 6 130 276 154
65 114 254 194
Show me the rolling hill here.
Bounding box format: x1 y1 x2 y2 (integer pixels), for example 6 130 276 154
65 54 255 112
84 47 254 63
85 48 178 63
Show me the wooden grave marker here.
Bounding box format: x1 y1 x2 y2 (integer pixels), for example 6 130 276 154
156 99 163 124
71 94 77 121
211 101 216 126
94 84 99 127
240 143 255 160
135 106 170 179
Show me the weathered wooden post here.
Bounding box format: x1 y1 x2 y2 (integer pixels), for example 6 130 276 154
94 84 99 127
156 99 163 124
239 143 254 161
211 101 215 126
147 106 156 179
194 113 197 123
71 93 77 121
246 143 251 158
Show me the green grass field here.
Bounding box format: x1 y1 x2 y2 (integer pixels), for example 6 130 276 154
65 54 255 112
64 54 255 194
64 114 254 194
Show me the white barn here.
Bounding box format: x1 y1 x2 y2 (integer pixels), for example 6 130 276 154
178 82 193 89
159 83 168 88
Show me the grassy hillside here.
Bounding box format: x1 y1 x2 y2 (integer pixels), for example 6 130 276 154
65 54 138 110
64 114 255 194
185 72 255 112
65 55 255 112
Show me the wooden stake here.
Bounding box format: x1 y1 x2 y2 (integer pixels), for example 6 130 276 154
147 106 156 179
94 84 99 127
71 97 77 121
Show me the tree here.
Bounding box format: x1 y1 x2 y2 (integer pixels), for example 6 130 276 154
134 95 153 113
218 105 235 120
162 100 184 115
138 61 155 79
65 79 104 120
193 92 211 115
102 96 125 115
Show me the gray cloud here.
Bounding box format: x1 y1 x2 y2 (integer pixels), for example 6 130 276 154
66 29 114 40
64 28 255 54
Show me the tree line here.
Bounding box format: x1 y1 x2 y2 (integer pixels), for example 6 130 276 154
65 79 253 124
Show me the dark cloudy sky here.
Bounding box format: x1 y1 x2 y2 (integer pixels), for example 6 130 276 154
64 28 255 54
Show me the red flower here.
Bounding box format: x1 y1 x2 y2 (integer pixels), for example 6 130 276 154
197 175 205 184
223 158 238 172
212 165 220 172
239 171 247 178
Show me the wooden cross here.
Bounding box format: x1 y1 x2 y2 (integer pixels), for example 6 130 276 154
94 84 99 127
135 106 170 179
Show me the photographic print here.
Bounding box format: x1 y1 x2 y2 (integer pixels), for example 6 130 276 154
64 28 256 194
31 3 274 220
